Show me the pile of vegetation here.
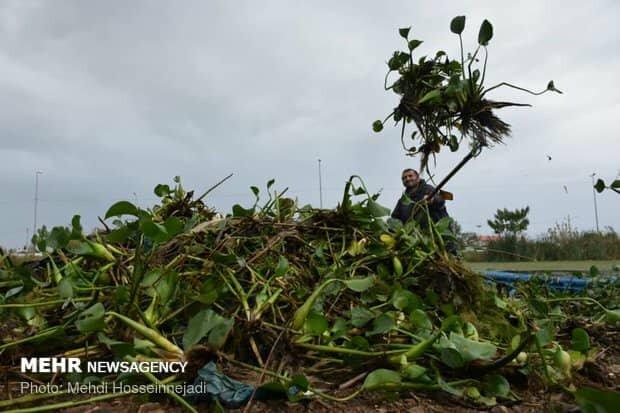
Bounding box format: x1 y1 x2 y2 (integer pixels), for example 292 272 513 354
0 16 617 413
0 176 618 412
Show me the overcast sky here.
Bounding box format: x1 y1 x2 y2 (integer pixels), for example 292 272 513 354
1 0 619 248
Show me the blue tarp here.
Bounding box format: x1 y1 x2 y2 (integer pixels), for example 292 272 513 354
481 270 590 292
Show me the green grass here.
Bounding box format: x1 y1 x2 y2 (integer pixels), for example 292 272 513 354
466 260 620 273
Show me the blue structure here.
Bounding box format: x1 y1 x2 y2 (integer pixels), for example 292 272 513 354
481 271 596 292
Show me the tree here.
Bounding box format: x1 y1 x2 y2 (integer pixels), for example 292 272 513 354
487 207 530 237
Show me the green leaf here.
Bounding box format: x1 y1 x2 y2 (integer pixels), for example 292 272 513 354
58 278 73 299
75 303 105 333
351 306 375 327
418 89 441 104
163 217 184 237
367 314 395 336
140 220 169 243
408 40 423 51
275 256 289 277
571 328 590 352
363 369 401 390
441 347 465 368
410 309 432 331
611 179 620 189
535 320 556 346
182 309 233 350
154 184 171 197
575 387 620 413
478 19 493 45
290 374 309 392
305 312 328 336
232 204 255 217
343 276 374 292
482 374 510 398
367 200 390 217
372 120 384 133
449 333 497 361
250 186 260 197
391 289 422 312
70 215 83 238
402 364 427 380
105 201 140 220
594 179 606 193
450 16 466 35
605 309 620 324
398 27 410 39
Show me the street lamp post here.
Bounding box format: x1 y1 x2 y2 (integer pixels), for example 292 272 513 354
33 171 43 241
318 159 323 209
590 173 600 232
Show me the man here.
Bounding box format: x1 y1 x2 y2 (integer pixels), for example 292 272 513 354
391 168 449 226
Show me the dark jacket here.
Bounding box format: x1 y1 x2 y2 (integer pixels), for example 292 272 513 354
391 180 449 225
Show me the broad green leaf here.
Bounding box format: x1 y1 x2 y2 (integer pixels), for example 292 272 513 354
605 309 620 324
182 309 233 350
343 276 374 292
571 328 590 352
348 335 370 350
441 347 465 368
154 184 171 197
398 27 410 39
535 320 556 346
163 217 184 237
482 374 510 397
58 278 73 299
305 312 328 336
391 289 418 311
575 387 620 413
290 374 309 391
207 317 234 349
367 200 390 217
140 220 169 243
594 179 605 193
363 369 401 390
402 364 427 380
611 179 620 189
232 204 255 217
478 19 493 45
410 309 432 331
408 40 423 51
367 314 395 336
75 303 105 333
449 333 497 361
450 16 466 35
351 306 374 327
105 201 140 219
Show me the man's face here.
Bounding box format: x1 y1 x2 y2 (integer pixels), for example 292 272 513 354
401 170 419 189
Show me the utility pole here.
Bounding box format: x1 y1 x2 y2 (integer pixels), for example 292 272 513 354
318 159 323 208
33 171 43 242
590 173 600 232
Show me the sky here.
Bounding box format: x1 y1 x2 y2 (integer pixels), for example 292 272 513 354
1 0 619 248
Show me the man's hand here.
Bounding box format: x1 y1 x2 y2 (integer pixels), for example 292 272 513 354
423 194 435 203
